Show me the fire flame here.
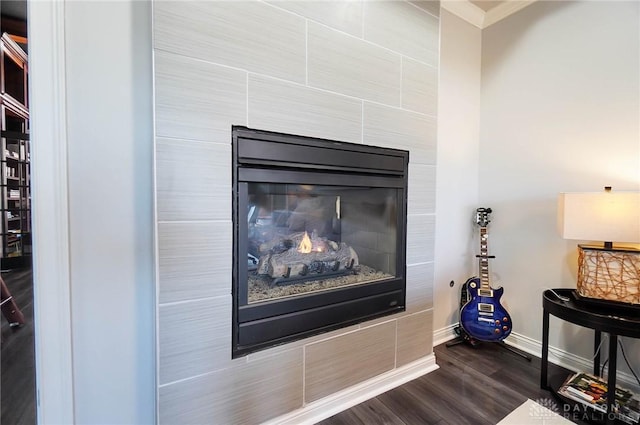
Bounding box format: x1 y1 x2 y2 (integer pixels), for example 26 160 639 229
298 231 312 254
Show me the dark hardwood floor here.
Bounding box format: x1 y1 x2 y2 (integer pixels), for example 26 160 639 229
319 338 591 425
1 266 36 425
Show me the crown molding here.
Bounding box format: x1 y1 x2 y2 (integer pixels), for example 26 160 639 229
484 1 537 28
441 0 537 29
441 0 485 28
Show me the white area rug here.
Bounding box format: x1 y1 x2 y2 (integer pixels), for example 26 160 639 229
497 399 575 424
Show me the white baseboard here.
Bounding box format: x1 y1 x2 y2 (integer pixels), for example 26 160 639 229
262 354 439 425
438 326 640 394
433 323 459 347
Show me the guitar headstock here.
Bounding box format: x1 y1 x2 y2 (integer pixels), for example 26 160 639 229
475 207 492 227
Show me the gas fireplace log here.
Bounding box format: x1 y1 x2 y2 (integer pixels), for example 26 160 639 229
257 241 359 283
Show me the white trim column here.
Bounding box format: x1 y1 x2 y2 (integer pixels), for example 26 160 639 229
28 0 75 423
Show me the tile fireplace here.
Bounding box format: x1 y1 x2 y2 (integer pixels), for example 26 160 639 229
232 126 409 357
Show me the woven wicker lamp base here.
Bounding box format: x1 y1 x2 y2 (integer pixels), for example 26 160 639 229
576 245 640 306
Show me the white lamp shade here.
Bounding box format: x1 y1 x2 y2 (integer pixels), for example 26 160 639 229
558 192 640 243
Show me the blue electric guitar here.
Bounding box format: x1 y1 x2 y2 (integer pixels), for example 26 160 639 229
460 208 512 342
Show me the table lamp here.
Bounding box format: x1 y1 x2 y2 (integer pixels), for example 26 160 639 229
557 187 640 309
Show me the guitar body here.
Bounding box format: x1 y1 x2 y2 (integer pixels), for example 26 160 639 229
460 277 512 342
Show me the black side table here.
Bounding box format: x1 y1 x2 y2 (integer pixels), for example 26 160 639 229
541 289 640 424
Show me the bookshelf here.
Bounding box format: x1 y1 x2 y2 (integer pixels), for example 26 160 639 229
1 32 30 266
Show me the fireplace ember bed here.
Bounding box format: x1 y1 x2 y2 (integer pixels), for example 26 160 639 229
232 126 409 357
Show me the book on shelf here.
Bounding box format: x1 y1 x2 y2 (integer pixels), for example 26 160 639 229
558 372 639 424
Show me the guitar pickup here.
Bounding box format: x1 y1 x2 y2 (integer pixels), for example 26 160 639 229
478 289 493 297
478 303 495 313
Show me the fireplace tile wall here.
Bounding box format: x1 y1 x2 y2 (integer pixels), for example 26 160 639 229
159 346 304 424
307 22 402 104
248 74 362 143
153 1 439 423
397 309 435 365
304 321 397 402
155 2 307 82
155 51 246 144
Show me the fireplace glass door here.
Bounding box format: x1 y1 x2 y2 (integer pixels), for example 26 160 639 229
242 183 399 305
232 126 408 357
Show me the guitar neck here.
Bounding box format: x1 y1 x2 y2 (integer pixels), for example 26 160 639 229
479 227 491 289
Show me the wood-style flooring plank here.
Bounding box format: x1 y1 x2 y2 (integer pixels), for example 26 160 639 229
318 339 585 425
376 385 445 425
319 397 406 425
402 362 515 424
1 266 36 425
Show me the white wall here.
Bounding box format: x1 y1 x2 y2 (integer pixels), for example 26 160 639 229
63 1 156 423
434 10 482 342
480 0 639 386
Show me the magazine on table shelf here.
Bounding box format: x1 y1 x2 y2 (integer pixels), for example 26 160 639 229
619 396 640 425
558 372 639 424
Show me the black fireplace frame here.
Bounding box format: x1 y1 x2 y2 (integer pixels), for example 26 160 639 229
232 126 409 358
